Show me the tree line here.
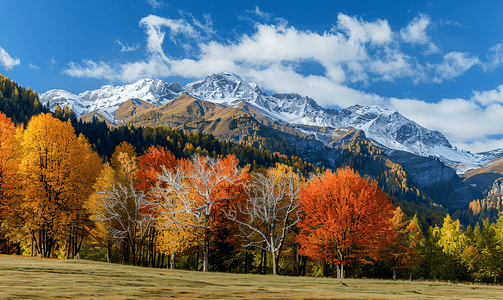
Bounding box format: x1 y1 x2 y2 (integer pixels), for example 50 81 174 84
1 112 503 282
1 75 502 282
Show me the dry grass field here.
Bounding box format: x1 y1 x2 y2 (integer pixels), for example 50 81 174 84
1 255 503 299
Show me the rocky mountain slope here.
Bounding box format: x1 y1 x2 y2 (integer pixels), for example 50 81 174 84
40 72 503 173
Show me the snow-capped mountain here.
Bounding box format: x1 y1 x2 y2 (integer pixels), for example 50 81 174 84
39 72 503 172
41 79 182 123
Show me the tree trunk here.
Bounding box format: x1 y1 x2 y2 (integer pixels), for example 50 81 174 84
196 249 200 271
393 266 396 280
272 252 277 275
106 242 111 263
300 256 307 276
244 248 248 274
339 252 345 279
293 245 299 276
203 215 210 272
170 252 175 269
258 248 264 274
263 249 267 274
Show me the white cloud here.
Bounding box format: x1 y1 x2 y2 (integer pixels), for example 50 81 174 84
439 19 462 27
482 43 503 71
29 63 39 69
0 46 20 70
336 14 392 45
64 59 118 81
471 84 503 106
146 0 163 10
65 12 464 90
49 58 57 69
400 14 430 44
432 51 479 83
184 12 215 36
247 6 272 21
368 48 426 83
115 39 140 53
61 12 503 152
400 14 440 55
139 14 205 56
389 93 503 153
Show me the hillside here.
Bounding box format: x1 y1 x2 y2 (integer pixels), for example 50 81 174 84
461 155 503 194
0 75 49 123
119 94 452 213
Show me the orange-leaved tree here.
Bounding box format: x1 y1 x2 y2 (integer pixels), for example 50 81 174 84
8 113 102 258
297 167 395 279
135 145 177 193
135 145 183 268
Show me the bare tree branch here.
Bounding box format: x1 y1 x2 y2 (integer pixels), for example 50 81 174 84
224 167 301 275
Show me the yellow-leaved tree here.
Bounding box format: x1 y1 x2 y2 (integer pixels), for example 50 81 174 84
0 112 23 254
7 113 101 258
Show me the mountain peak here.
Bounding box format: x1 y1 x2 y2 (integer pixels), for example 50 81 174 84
39 71 498 170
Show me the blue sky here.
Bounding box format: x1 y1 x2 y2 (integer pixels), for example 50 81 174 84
2 0 503 153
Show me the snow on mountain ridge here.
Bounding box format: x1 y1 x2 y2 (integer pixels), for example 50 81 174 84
39 72 502 172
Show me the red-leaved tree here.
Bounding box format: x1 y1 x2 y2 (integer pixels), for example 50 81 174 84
297 167 394 279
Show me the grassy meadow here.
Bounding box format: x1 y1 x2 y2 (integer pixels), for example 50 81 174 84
1 255 503 299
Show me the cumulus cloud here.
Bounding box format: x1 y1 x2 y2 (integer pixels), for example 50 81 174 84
29 63 39 69
61 11 503 152
64 59 118 81
65 12 475 93
400 14 430 44
400 14 440 55
389 83 503 153
471 84 503 106
432 51 479 83
0 46 20 70
336 14 392 45
64 12 436 92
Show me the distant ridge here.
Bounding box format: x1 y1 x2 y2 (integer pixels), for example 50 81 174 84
40 72 503 172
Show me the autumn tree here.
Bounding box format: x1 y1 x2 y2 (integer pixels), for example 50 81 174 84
135 145 181 268
462 218 502 282
95 178 155 266
378 208 424 280
153 154 248 272
92 143 157 265
297 167 394 279
421 214 468 280
434 214 467 256
224 164 301 275
0 112 23 253
5 113 101 257
135 145 178 192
